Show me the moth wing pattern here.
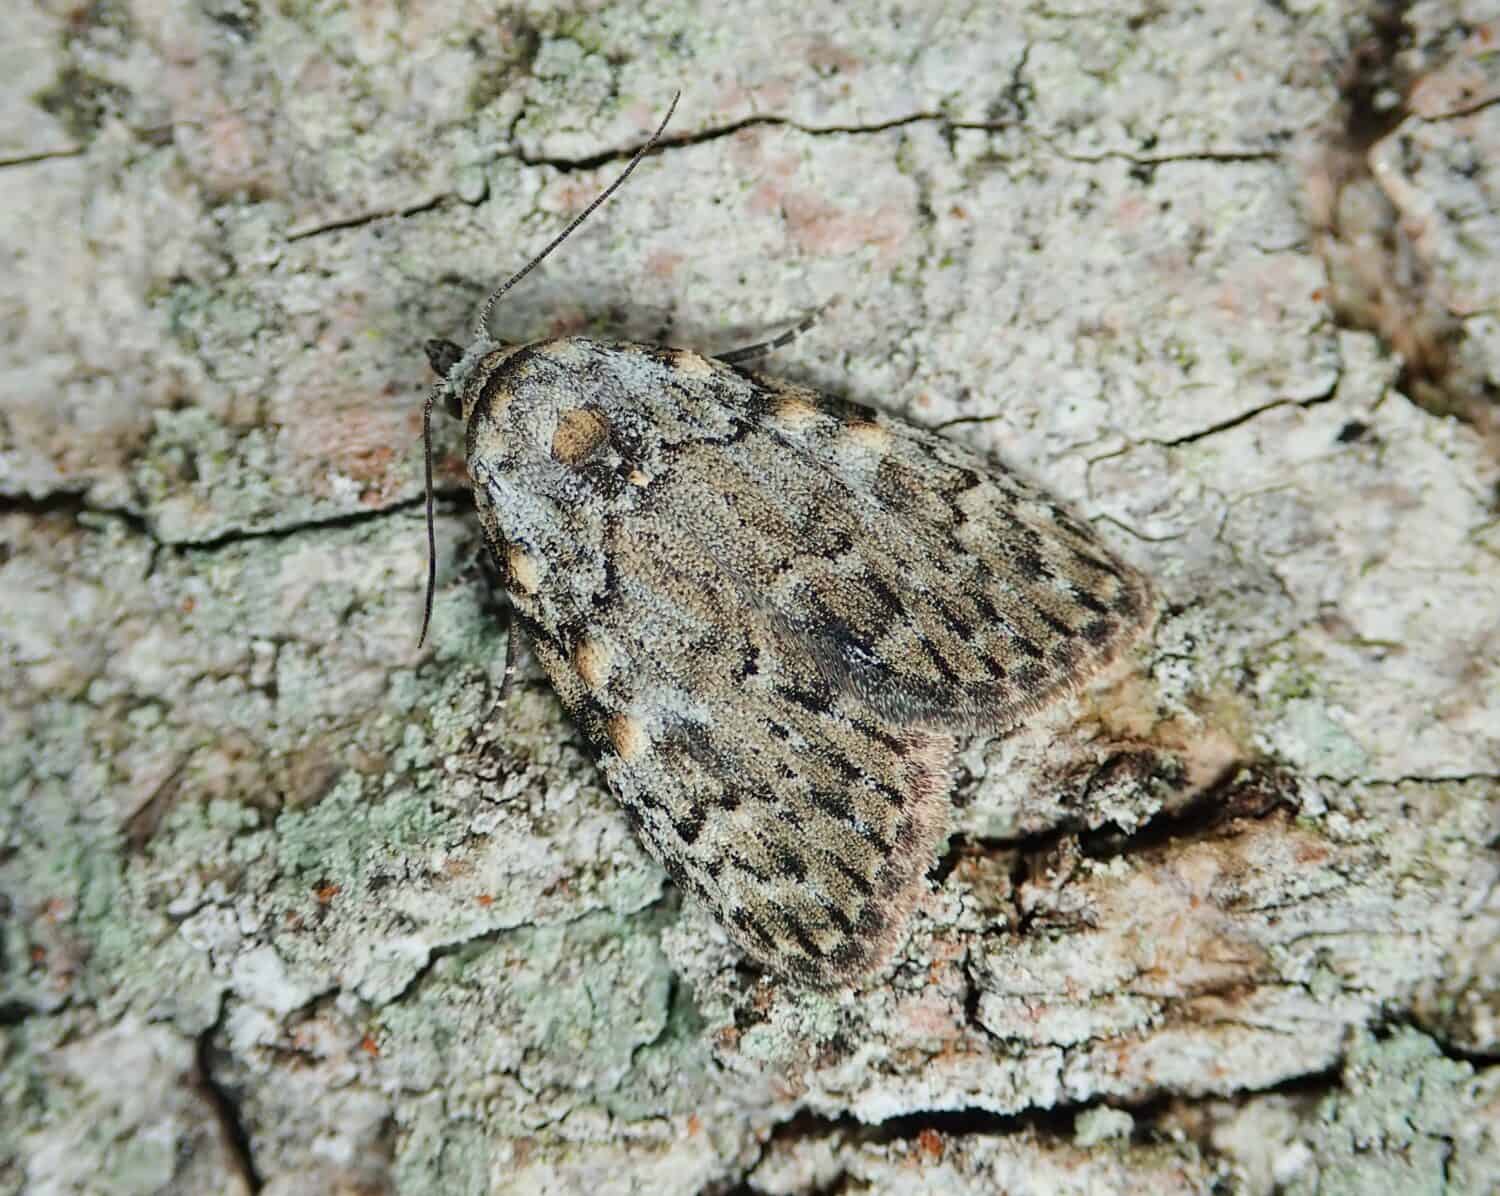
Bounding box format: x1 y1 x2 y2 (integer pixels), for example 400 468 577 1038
528 614 957 988
657 355 1154 733
460 338 1153 986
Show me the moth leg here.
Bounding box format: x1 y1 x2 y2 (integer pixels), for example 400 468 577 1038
496 620 523 705
718 307 824 364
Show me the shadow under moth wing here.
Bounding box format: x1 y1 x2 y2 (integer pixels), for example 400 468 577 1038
448 338 1153 988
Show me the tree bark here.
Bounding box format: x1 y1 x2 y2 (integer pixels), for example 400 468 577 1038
3 2 1497 1193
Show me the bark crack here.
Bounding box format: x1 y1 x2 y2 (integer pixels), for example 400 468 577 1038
0 145 84 168
0 485 473 553
194 1013 263 1195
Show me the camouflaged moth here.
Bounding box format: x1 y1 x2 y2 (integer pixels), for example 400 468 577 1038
420 97 1153 987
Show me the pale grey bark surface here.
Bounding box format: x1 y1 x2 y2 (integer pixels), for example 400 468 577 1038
2 1 1498 1193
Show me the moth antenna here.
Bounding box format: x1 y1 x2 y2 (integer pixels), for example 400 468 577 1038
418 381 442 648
427 94 679 644
718 304 829 365
472 91 681 341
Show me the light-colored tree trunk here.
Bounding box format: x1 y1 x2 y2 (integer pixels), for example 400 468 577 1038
3 2 1497 1192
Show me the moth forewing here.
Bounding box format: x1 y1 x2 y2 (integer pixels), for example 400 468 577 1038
421 98 1153 987
432 337 1152 987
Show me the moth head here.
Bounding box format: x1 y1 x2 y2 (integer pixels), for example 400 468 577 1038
415 91 680 649
424 338 464 418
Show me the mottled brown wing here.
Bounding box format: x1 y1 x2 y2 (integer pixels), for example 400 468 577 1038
520 559 954 989
626 349 1155 733
466 338 1151 986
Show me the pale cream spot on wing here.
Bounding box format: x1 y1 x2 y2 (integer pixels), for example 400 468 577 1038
508 546 543 594
772 395 821 432
607 714 647 761
672 350 717 379
573 635 613 690
538 339 589 367
843 419 891 453
628 468 652 486
954 481 1000 519
952 520 990 553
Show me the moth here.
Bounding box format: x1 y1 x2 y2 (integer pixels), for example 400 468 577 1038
421 97 1152 988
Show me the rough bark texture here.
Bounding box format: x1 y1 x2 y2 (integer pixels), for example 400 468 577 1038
3 1 1498 1193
